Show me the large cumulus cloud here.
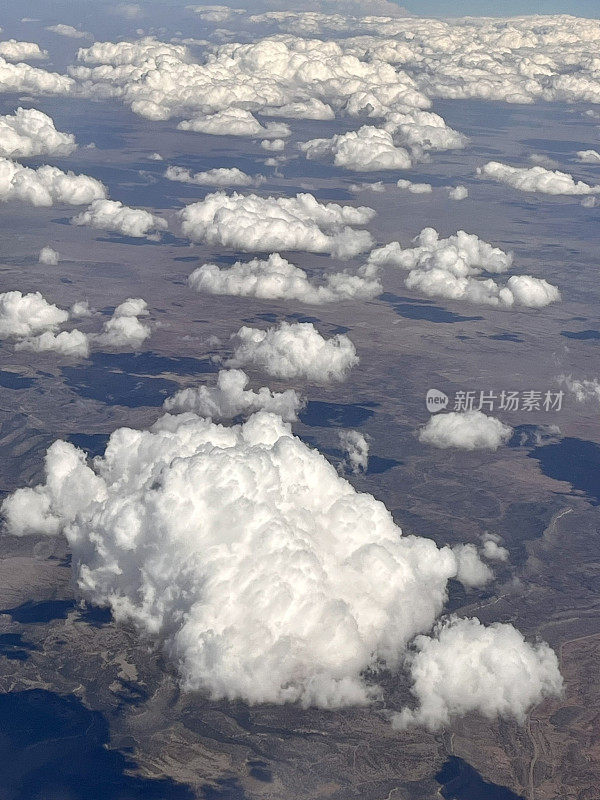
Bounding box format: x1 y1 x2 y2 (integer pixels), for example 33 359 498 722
179 192 374 258
1 410 561 717
188 253 381 303
225 321 358 382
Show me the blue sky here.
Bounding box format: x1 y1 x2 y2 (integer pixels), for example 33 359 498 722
400 0 600 16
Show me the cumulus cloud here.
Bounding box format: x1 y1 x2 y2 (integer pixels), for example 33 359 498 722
481 534 509 563
478 161 600 195
0 290 68 339
225 321 358 382
72 199 167 238
339 429 369 474
0 107 76 158
94 297 151 348
0 157 106 207
418 411 513 451
15 328 90 358
576 149 600 163
368 228 560 309
164 368 304 421
394 616 562 730
260 138 285 152
397 178 431 194
448 185 468 200
165 165 263 187
178 108 290 139
0 57 73 96
300 125 412 171
187 5 246 23
39 246 59 265
188 252 381 304
2 409 561 713
179 191 374 258
0 40 47 61
451 544 492 588
46 24 91 39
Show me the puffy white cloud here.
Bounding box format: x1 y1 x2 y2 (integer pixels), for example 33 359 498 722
179 191 374 259
178 108 290 139
0 57 73 96
0 290 68 338
418 411 513 451
72 199 167 238
0 40 47 61
46 24 91 39
478 161 600 195
260 138 285 152
0 107 76 158
368 228 560 309
39 246 59 265
164 368 304 421
397 178 432 194
559 375 600 406
300 125 412 171
225 321 358 382
576 149 600 163
188 252 381 304
451 544 492 588
393 616 562 730
481 534 509 563
448 185 468 200
0 157 106 207
339 429 369 474
94 297 151 348
165 165 262 187
1 409 508 708
15 328 90 358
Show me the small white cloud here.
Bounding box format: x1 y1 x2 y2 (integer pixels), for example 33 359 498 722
576 149 600 163
0 108 76 158
46 24 91 40
393 616 562 730
165 165 262 187
0 40 47 61
15 328 90 358
94 297 151 349
0 290 68 338
397 179 432 194
448 185 468 200
226 321 358 382
0 157 106 207
481 534 509 563
478 161 600 195
418 411 513 451
559 374 600 406
260 138 285 152
301 125 412 172
39 246 59 265
339 429 369 474
72 199 167 238
164 368 304 421
178 108 290 139
452 543 493 588
188 252 381 304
